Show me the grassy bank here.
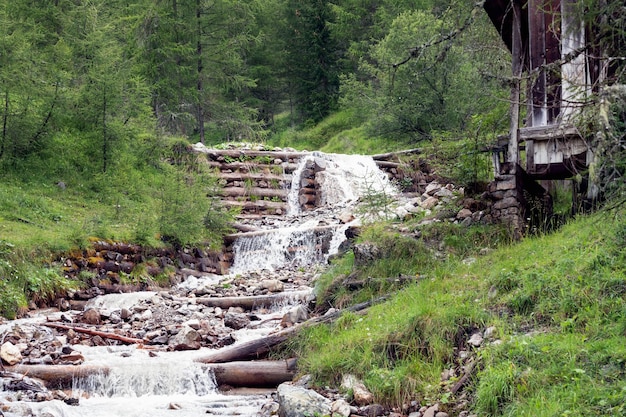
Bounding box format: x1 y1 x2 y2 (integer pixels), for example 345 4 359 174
284 207 626 415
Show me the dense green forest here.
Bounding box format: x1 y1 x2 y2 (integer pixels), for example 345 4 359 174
0 0 509 162
1 1 626 414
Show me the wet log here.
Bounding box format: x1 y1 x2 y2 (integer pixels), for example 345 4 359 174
196 296 386 364
221 200 286 211
207 161 299 173
374 160 401 169
42 323 145 344
219 187 288 199
208 359 297 388
6 364 109 389
298 193 316 206
219 172 289 182
224 224 338 244
196 290 313 310
232 222 260 233
204 149 308 161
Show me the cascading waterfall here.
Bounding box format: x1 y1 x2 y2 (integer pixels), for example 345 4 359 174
74 361 216 398
231 152 397 274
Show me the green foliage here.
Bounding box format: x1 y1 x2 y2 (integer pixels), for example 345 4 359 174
0 241 80 319
282 204 626 412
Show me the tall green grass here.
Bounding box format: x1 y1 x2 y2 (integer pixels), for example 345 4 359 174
284 207 626 414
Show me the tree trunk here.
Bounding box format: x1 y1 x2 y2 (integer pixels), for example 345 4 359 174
196 290 313 310
5 365 109 389
1 90 8 159
208 359 297 387
195 296 385 364
196 0 205 144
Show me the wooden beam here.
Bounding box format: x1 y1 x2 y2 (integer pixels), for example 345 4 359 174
508 0 524 171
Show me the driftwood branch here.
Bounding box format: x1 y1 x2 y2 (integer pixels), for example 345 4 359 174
450 359 478 394
42 323 145 345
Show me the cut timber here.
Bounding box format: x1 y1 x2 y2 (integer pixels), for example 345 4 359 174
374 160 401 169
205 149 308 161
372 148 421 161
196 296 386 364
208 359 297 387
219 172 289 182
220 200 286 211
196 290 313 310
219 187 288 199
231 222 260 233
42 322 145 344
6 364 109 389
224 224 337 245
207 161 298 173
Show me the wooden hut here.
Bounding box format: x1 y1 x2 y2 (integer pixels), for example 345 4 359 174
483 0 604 234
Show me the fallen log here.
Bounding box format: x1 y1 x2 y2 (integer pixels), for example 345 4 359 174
6 364 109 389
196 290 313 310
372 148 421 161
42 323 145 345
208 359 297 388
196 296 386 364
231 222 260 233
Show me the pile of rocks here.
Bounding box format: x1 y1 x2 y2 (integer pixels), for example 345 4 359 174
390 181 488 227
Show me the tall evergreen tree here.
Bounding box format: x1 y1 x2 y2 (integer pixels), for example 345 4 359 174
283 0 340 122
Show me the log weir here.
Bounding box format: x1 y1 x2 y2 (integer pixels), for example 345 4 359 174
190 144 429 274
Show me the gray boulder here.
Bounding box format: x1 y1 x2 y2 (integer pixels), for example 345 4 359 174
277 382 331 417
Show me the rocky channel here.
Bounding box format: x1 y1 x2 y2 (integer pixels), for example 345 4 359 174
0 147 498 417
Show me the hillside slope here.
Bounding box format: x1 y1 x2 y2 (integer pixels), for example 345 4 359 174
285 207 626 416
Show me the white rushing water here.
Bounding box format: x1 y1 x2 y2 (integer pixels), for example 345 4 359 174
0 151 398 417
232 152 397 275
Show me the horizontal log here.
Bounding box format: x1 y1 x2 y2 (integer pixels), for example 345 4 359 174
224 225 337 245
196 290 313 310
374 160 401 169
208 359 297 387
219 172 289 182
372 148 422 161
6 364 109 389
221 200 286 210
6 360 296 390
231 222 260 233
298 187 316 195
204 149 309 161
219 187 288 199
207 161 299 173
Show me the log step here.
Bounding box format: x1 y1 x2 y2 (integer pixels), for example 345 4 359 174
219 187 288 199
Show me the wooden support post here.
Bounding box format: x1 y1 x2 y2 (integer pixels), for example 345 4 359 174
508 0 523 173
